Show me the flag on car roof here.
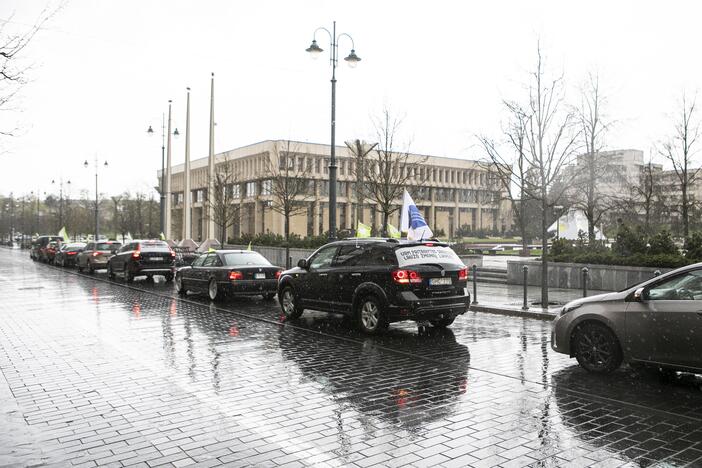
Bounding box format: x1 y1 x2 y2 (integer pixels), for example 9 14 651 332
247 241 252 251
58 226 68 241
356 222 371 238
386 223 401 239
400 189 433 241
159 232 166 240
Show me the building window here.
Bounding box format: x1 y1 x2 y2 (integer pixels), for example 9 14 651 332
298 157 304 172
261 180 272 196
340 160 345 176
278 155 286 170
307 158 313 172
230 184 240 198
323 158 329 175
315 158 321 173
246 182 256 197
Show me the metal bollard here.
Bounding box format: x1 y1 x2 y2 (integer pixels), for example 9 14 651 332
654 270 661 277
522 265 529 310
471 264 478 304
582 267 589 297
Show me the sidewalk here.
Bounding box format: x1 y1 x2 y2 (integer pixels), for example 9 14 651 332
468 281 612 320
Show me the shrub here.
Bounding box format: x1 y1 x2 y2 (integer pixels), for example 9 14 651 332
648 230 677 255
551 252 691 269
612 224 647 256
684 232 702 262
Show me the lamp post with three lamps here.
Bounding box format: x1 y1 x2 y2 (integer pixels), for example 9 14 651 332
147 115 179 236
84 158 108 241
306 21 361 240
51 178 71 230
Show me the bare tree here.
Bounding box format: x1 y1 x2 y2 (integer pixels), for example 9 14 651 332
521 45 580 306
363 108 427 236
478 101 534 255
205 156 241 244
659 93 701 239
572 74 617 242
0 5 61 140
266 141 315 267
345 139 377 227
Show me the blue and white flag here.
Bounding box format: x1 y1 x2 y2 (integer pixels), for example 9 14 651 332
400 189 433 241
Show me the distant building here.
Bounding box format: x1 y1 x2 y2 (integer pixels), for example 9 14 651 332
159 140 512 242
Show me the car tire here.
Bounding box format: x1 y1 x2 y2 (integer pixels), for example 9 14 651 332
280 286 303 320
107 264 115 280
573 322 623 373
175 275 187 295
208 279 220 301
263 293 276 301
430 316 456 328
357 295 388 335
125 268 134 283
77 263 84 273
164 273 174 283
88 263 95 274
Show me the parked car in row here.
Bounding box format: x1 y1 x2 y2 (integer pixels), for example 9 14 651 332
552 262 702 374
43 241 61 264
54 242 87 267
277 238 470 334
76 241 122 273
108 240 175 282
175 250 282 301
30 235 63 262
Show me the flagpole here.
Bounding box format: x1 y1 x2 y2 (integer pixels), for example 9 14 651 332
207 72 216 240
183 87 192 240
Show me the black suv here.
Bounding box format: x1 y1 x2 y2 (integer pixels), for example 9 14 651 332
277 238 470 333
107 240 175 282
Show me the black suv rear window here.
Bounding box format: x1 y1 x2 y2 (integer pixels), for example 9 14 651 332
96 242 120 250
140 241 169 251
395 245 463 267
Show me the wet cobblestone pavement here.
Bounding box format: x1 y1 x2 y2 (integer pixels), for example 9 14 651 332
1 249 701 467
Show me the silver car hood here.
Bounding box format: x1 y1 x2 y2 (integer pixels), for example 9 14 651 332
562 291 626 309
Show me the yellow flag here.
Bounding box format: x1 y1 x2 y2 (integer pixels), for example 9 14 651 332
387 223 401 239
58 226 69 241
356 222 371 238
208 247 215 252
247 241 252 251
159 232 166 240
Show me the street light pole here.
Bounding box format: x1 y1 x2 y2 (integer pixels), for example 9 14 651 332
84 158 108 240
148 113 169 235
51 178 71 230
306 21 361 241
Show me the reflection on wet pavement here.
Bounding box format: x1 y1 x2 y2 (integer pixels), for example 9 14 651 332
0 248 700 467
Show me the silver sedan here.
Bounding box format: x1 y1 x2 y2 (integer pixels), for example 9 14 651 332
552 262 702 373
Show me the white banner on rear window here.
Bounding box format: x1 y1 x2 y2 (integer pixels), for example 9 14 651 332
395 246 464 267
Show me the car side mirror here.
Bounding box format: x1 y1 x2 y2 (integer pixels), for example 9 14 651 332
297 258 308 269
633 287 646 302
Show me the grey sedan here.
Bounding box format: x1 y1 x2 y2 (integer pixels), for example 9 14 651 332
552 262 702 374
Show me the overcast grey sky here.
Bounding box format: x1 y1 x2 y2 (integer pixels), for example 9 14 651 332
1 0 700 200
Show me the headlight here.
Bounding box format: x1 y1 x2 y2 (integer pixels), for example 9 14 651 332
559 303 583 316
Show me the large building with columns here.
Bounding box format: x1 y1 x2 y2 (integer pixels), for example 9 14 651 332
159 140 512 242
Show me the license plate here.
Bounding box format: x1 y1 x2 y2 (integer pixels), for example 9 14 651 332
254 273 265 279
430 277 452 286
148 257 163 262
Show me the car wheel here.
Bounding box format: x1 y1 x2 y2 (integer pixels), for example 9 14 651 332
88 262 95 274
357 296 387 335
573 322 623 373
107 264 116 280
164 273 174 282
208 279 220 301
175 275 187 295
125 268 134 283
77 262 84 273
263 293 276 301
430 316 456 328
280 286 303 320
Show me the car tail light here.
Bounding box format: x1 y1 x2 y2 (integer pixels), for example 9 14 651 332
67 251 77 255
132 245 141 259
229 271 243 281
170 249 176 258
392 269 422 284
458 267 468 281
92 251 101 257
424 243 434 247
275 270 282 279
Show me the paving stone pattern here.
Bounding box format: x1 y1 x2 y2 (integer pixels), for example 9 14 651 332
0 249 701 467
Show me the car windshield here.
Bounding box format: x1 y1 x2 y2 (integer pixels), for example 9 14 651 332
140 241 169 251
222 252 271 266
96 242 120 251
395 245 464 268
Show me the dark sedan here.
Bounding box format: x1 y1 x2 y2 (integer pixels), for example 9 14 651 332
54 242 87 267
175 250 283 301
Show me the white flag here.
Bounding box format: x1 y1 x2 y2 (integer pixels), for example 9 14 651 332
400 190 433 240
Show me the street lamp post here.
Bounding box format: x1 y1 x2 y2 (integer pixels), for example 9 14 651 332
84 158 108 240
51 178 71 229
306 21 361 241
147 115 178 235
